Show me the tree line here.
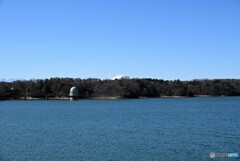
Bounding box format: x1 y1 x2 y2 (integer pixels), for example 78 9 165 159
0 78 240 100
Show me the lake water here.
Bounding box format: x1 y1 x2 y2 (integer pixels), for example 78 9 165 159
0 97 239 161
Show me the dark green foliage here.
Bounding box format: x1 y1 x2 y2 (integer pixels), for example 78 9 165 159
0 78 240 99
93 80 123 97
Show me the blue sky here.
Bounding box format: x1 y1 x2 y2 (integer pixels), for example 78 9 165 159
0 0 240 80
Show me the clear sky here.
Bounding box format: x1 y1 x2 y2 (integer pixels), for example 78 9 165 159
0 0 240 80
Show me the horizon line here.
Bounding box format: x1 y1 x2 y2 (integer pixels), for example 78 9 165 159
1 77 240 82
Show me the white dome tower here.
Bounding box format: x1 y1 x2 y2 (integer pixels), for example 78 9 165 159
69 86 79 100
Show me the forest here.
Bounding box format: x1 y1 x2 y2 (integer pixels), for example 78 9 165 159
1 78 240 100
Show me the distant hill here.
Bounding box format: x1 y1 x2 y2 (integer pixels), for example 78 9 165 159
1 78 240 100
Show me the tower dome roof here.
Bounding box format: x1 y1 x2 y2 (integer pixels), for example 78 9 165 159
69 86 79 96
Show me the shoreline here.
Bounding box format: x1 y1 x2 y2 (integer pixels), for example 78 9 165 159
0 95 238 101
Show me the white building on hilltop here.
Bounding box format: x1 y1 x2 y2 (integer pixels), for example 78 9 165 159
111 75 130 80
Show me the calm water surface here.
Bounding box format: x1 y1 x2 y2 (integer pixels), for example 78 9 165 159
0 97 240 161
